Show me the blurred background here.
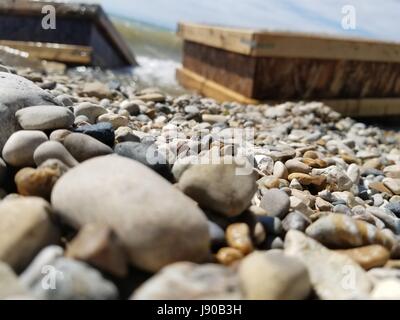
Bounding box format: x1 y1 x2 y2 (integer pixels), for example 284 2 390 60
62 0 400 92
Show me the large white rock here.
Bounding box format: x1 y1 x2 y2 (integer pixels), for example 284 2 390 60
16 105 74 130
51 155 210 272
0 72 55 151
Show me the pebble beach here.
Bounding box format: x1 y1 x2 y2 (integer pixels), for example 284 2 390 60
1 63 400 300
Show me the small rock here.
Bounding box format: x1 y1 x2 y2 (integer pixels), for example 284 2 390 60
226 223 253 255
81 82 113 99
114 126 140 144
216 247 244 266
238 251 311 300
65 223 128 277
73 102 107 123
288 173 326 187
0 197 58 270
383 178 400 195
285 159 311 174
74 122 115 147
273 161 288 179
384 165 400 179
0 262 28 299
369 181 393 195
371 279 400 299
260 189 290 218
202 114 228 124
132 262 241 300
15 166 62 199
23 250 118 300
2 130 48 167
49 129 71 143
335 245 390 270
97 113 129 129
178 156 257 217
63 133 113 162
15 106 74 130
305 214 396 250
33 140 78 167
282 211 312 232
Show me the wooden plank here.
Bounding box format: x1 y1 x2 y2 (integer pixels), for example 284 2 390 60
177 67 400 117
178 22 400 63
0 0 137 66
177 67 259 105
178 22 255 56
0 40 92 64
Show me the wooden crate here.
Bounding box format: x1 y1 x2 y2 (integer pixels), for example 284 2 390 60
177 22 400 116
0 0 137 68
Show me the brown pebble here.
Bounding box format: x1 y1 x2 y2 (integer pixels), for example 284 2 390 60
65 223 128 277
215 247 244 266
369 182 393 195
288 173 326 186
15 167 61 200
226 223 254 255
335 245 390 270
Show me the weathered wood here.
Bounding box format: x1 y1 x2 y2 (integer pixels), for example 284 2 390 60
178 67 400 117
0 0 136 68
179 22 400 63
0 40 91 64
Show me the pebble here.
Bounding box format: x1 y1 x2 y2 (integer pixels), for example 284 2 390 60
239 251 311 300
97 113 129 129
257 215 283 235
260 189 290 218
386 202 400 217
65 223 128 277
369 181 393 195
0 262 28 299
288 173 326 187
2 130 48 167
33 140 78 167
15 166 62 199
285 159 311 174
335 245 390 270
120 100 141 115
305 214 396 250
74 122 115 147
114 141 172 180
282 211 312 232
49 129 71 143
202 114 228 124
15 106 74 130
132 262 241 300
371 279 400 299
21 246 118 300
0 72 55 150
114 127 140 143
178 156 257 217
284 230 372 299
273 161 288 179
216 247 244 266
63 132 113 162
81 81 113 99
0 197 58 270
73 102 107 123
226 223 254 255
383 178 400 195
51 155 210 272
384 165 400 179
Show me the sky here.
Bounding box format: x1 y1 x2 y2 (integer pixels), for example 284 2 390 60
64 0 400 42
